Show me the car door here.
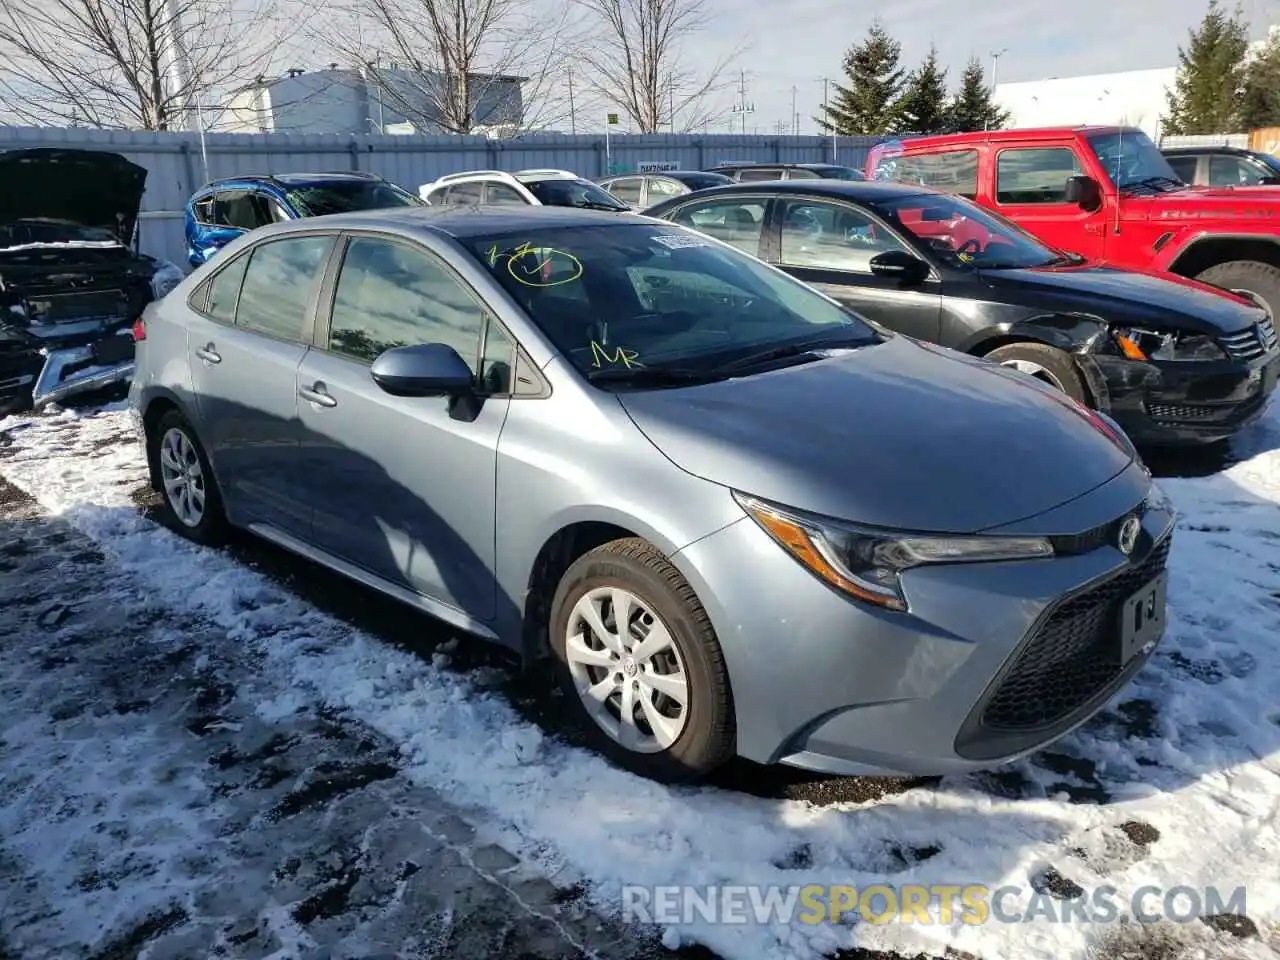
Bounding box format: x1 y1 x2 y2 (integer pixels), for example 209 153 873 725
770 197 942 341
295 233 512 619
663 194 769 257
991 145 1108 260
185 232 336 534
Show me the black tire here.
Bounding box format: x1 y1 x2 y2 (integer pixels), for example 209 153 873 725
1195 260 1280 319
549 538 735 783
983 342 1090 404
149 409 228 546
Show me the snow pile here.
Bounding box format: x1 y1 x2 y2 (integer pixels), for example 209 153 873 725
2 401 1280 960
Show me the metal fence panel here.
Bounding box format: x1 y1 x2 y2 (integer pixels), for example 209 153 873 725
0 126 888 265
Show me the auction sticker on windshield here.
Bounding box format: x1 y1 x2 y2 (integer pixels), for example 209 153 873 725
652 233 713 249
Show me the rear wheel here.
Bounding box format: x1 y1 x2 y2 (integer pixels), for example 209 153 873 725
1195 260 1280 319
983 342 1090 404
549 538 735 783
150 409 228 546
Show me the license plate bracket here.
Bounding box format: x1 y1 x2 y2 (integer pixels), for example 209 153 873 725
1118 572 1167 664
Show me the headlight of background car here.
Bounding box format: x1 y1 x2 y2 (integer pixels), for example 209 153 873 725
734 493 1053 611
1112 326 1226 362
149 260 186 300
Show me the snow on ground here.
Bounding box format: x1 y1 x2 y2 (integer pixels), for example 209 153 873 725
3 401 1280 960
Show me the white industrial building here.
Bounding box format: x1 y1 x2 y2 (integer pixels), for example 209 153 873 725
994 27 1278 141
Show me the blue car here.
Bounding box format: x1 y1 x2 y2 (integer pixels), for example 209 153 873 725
184 171 421 268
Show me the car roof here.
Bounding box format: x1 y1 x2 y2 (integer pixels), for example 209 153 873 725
877 126 1134 151
600 170 718 180
1161 145 1256 155
199 171 384 191
646 179 942 204
251 204 654 239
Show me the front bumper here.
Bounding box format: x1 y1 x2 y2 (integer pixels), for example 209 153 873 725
30 327 136 409
671 463 1175 776
1086 350 1280 445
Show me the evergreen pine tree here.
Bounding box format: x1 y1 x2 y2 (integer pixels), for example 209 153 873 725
897 45 949 134
945 57 1009 133
1162 0 1250 135
817 21 907 136
1241 31 1280 129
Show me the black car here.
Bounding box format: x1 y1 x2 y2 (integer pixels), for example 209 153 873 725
0 148 182 417
594 170 732 207
703 162 866 182
644 179 1280 446
1161 145 1280 187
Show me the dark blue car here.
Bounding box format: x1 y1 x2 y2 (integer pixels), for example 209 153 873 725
184 171 421 267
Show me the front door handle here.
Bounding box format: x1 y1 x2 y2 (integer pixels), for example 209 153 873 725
195 343 221 364
298 382 337 408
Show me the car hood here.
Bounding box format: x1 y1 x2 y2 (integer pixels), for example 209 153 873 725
1134 185 1280 224
0 148 147 245
619 336 1134 533
977 262 1263 335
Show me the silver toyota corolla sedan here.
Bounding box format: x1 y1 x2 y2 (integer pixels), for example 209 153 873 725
129 205 1174 784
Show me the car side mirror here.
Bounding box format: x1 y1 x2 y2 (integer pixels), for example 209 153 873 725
370 343 474 397
1064 175 1103 211
869 249 930 284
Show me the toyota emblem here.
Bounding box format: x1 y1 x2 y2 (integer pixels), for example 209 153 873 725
1118 516 1141 556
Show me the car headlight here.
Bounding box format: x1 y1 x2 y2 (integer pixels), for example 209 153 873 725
150 260 186 300
1112 326 1226 361
734 493 1054 611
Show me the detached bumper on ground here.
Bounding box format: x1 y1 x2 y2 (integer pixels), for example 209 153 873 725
673 463 1176 777
20 328 136 410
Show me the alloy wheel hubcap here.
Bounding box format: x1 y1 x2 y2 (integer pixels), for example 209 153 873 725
999 358 1065 392
564 586 689 754
158 427 206 528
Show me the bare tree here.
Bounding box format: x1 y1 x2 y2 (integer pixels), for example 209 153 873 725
0 0 285 130
317 0 583 136
573 0 737 133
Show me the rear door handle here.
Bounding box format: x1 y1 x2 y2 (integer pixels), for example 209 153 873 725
298 382 337 408
195 343 221 364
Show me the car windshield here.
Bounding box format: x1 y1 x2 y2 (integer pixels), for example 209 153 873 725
284 180 421 216
462 223 877 380
1249 151 1280 175
0 219 121 247
867 193 1066 270
1086 130 1185 192
523 178 629 210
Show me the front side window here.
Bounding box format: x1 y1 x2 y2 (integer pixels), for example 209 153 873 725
647 177 687 198
327 236 486 369
235 235 334 341
668 198 766 255
603 178 644 206
284 180 420 216
461 223 876 379
873 149 979 199
216 191 273 231
485 183 528 206
1164 155 1198 183
995 148 1083 204
1086 130 1183 192
192 196 216 225
778 200 911 273
444 182 484 205
1209 154 1266 186
869 192 1064 270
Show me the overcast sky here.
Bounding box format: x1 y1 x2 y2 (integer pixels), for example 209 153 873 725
681 0 1279 135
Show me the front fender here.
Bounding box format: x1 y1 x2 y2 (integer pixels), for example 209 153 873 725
1157 229 1280 275
957 313 1110 355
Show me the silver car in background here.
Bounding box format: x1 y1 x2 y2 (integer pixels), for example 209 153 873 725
129 205 1173 783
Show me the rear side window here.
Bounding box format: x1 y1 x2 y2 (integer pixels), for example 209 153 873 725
737 168 783 182
647 177 686 198
668 197 767 255
995 148 1082 204
447 182 484 204
876 150 979 199
485 182 527 206
215 191 275 230
205 252 250 323
235 235 334 342
192 196 216 225
604 178 644 205
1165 155 1198 183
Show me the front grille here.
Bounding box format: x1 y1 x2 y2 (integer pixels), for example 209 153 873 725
1220 316 1277 361
1049 501 1148 556
979 535 1172 732
25 289 128 324
1147 396 1265 425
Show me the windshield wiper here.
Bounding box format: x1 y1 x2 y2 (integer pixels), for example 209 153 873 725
705 334 878 375
586 365 723 386
576 201 628 211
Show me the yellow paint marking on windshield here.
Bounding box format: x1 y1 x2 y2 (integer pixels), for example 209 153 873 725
486 243 499 266
591 342 643 369
507 246 584 287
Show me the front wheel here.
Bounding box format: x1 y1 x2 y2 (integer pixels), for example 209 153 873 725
1195 260 1280 320
549 538 735 783
983 342 1090 404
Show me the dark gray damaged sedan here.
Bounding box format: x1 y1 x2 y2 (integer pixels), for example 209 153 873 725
129 205 1175 782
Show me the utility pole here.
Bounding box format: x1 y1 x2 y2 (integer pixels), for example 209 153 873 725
791 85 798 136
669 81 676 133
987 48 1008 132
731 69 755 135
822 76 837 162
568 66 576 134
